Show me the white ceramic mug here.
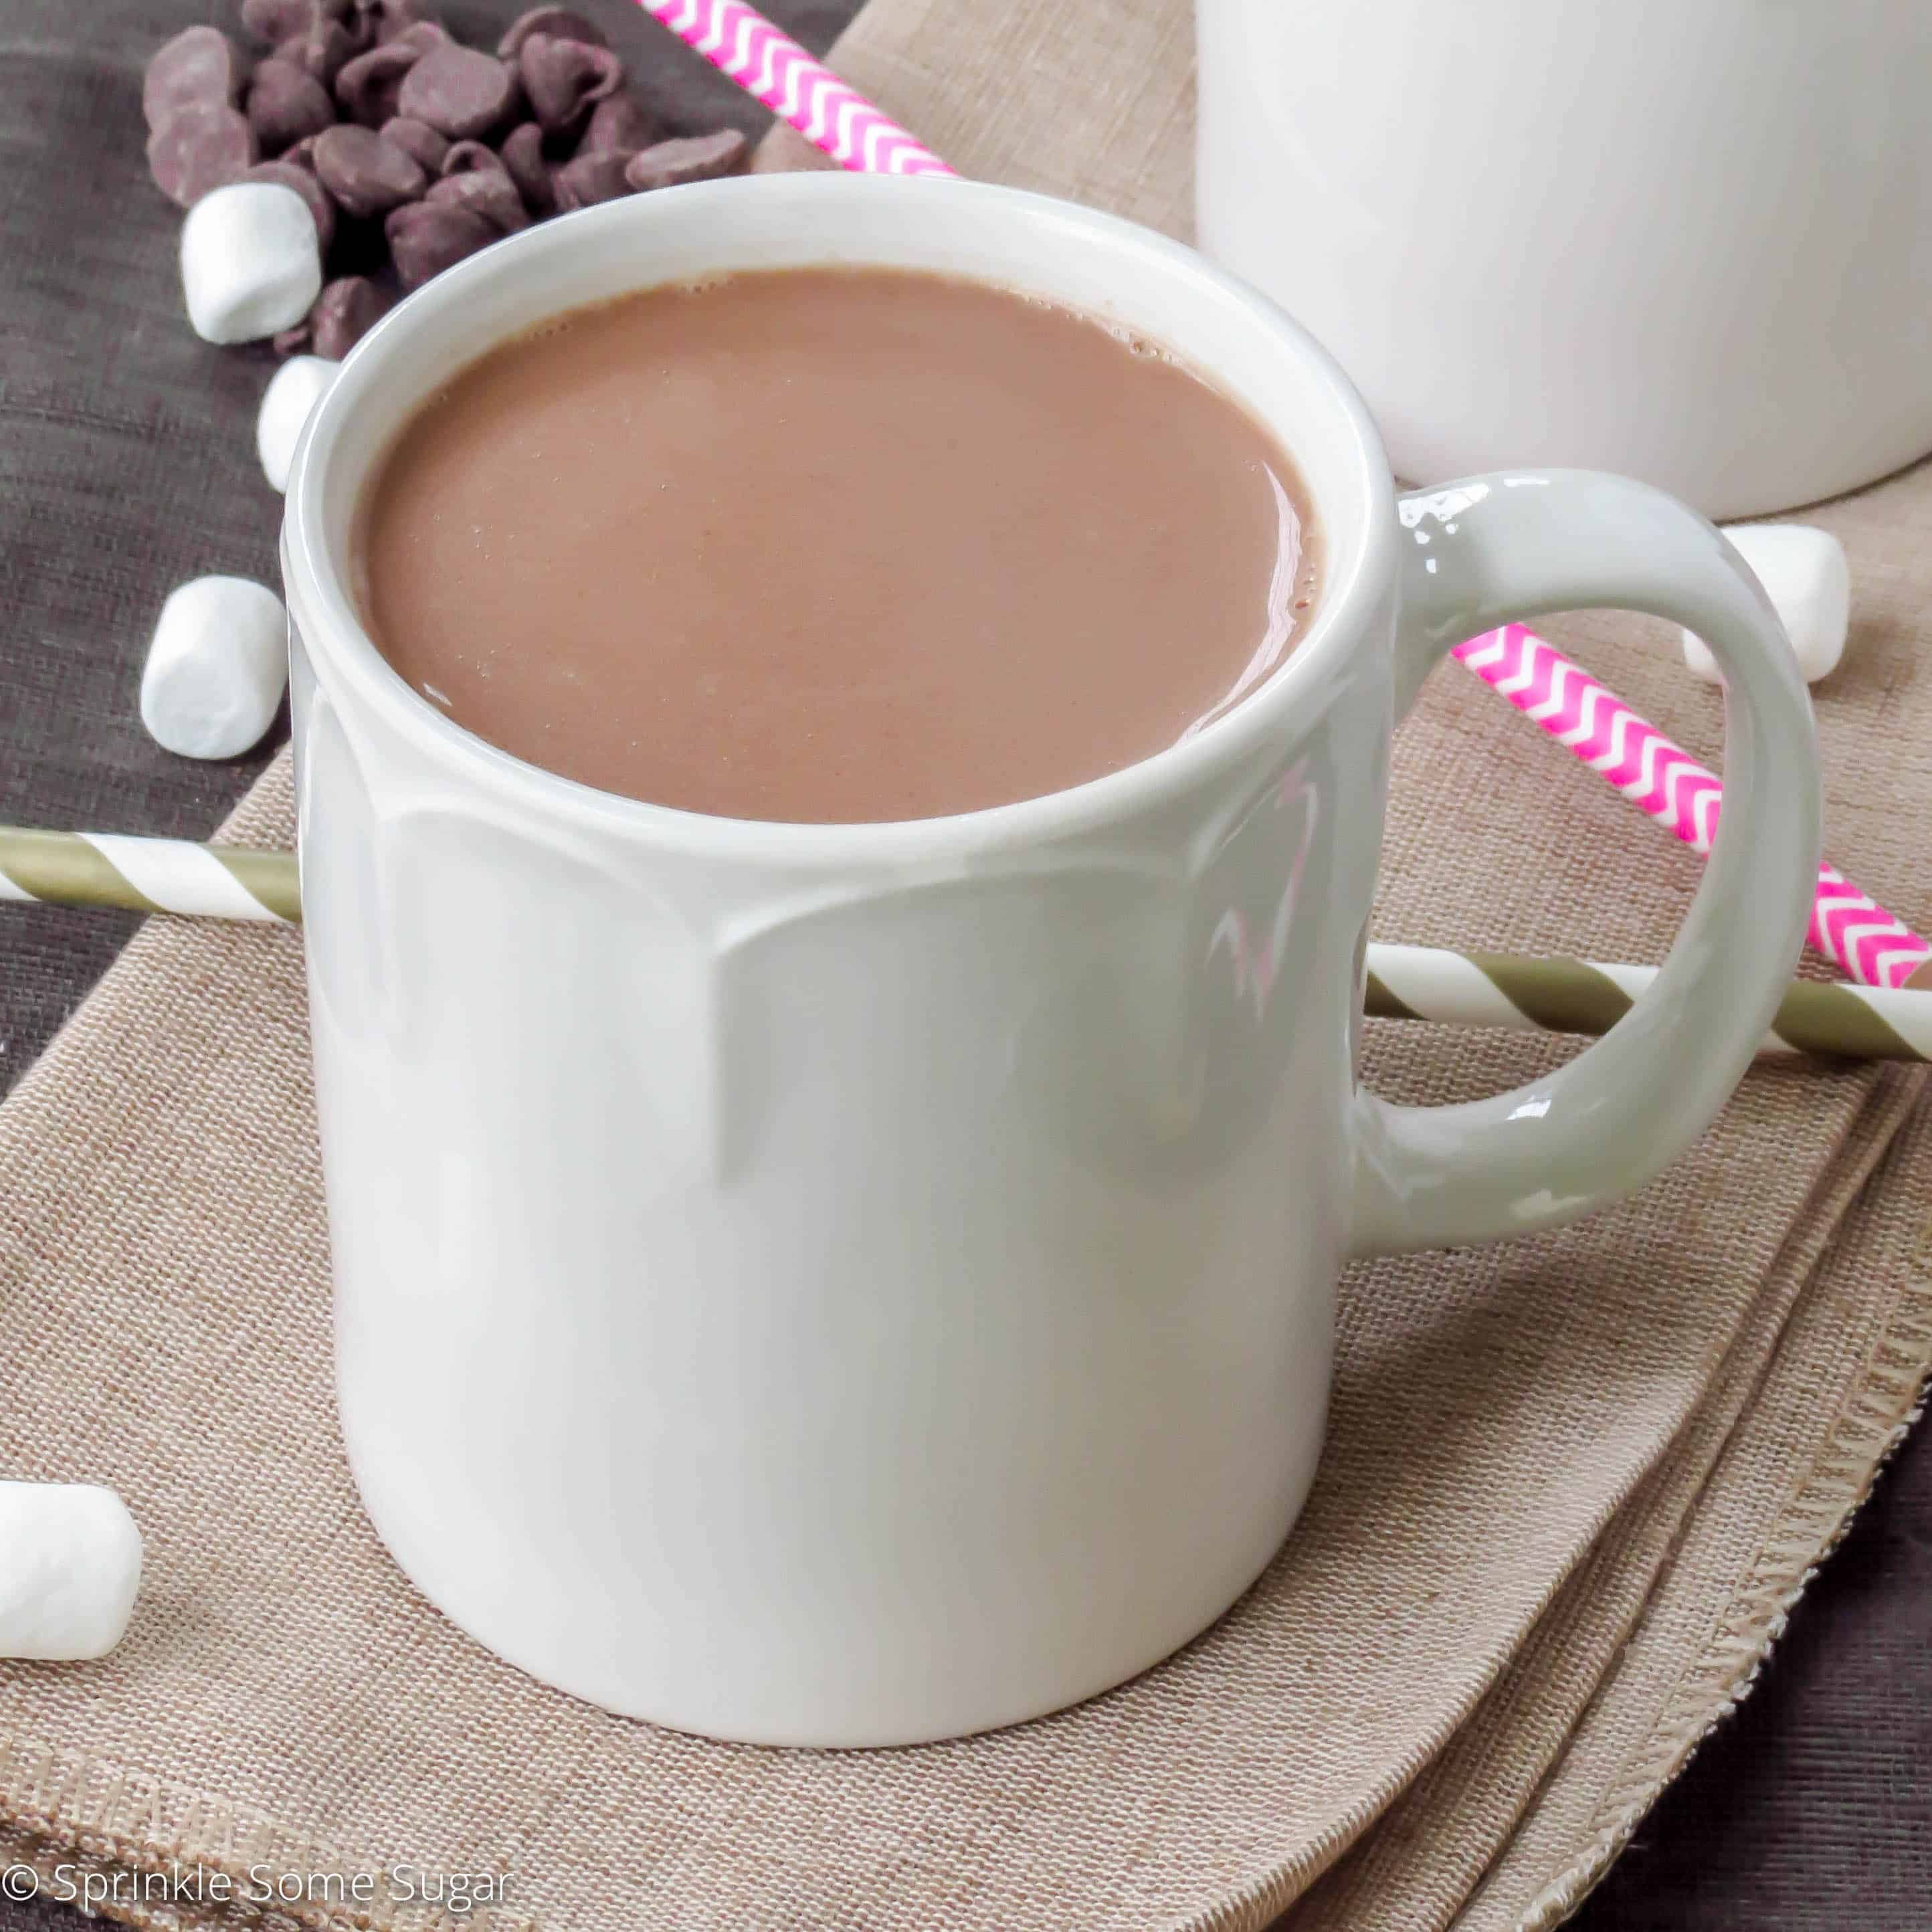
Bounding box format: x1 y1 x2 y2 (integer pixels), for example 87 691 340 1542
1195 0 1932 519
282 173 1820 1747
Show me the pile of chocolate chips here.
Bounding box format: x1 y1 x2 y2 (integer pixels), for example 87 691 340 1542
144 1 749 359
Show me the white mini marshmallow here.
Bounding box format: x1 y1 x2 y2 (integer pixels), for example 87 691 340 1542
180 181 322 345
1682 524 1851 686
141 575 288 760
0 1482 142 1660
256 354 338 494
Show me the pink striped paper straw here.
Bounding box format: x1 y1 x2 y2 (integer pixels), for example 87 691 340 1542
1455 625 1932 989
638 0 957 177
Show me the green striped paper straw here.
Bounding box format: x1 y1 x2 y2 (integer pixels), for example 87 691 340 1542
3 825 1927 1063
0 826 297 923
1365 943 1932 1064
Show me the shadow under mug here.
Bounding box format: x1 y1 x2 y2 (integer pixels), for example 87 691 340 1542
282 173 1820 1747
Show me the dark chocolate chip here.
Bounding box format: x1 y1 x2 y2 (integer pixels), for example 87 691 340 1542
623 129 748 191
242 0 349 43
391 20 451 53
147 103 260 207
385 199 496 288
397 43 522 140
244 0 312 43
312 274 390 355
272 271 387 358
244 159 338 249
498 120 553 215
144 26 251 132
312 120 426 216
334 40 421 126
276 17 360 85
246 58 336 153
496 6 607 58
551 147 636 211
425 169 528 233
439 138 504 177
516 33 620 137
577 93 656 155
357 0 429 41
381 113 448 174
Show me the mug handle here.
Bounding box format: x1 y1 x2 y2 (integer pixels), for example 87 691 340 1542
1349 470 1822 1256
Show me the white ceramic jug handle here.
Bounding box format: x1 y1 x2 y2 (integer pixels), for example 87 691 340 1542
1349 470 1822 1256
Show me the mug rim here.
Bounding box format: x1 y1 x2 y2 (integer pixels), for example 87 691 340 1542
284 172 1398 864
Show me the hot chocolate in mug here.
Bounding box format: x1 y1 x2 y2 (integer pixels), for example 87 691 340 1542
282 174 1820 1747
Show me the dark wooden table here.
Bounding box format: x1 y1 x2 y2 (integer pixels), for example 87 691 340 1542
1 1 1927 1925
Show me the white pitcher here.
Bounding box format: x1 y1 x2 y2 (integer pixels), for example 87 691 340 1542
1197 0 1932 518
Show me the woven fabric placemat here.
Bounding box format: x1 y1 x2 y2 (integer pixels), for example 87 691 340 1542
4 1 1932 1928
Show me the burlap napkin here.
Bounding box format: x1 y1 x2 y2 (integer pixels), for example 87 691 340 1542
5 2 1932 1928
